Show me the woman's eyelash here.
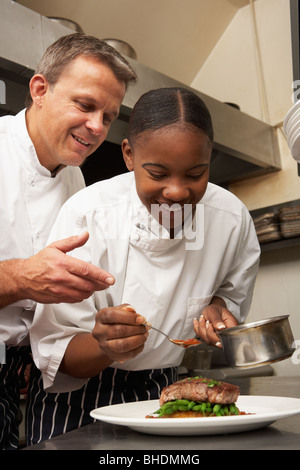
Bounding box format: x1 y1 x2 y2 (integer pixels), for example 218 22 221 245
188 174 203 179
148 171 165 179
148 171 204 180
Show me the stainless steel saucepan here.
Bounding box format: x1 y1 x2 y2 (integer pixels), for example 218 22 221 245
218 315 295 369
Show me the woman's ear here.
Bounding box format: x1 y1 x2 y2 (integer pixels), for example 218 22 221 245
122 139 134 171
29 74 49 107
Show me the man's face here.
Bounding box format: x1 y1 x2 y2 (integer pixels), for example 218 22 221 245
29 56 126 171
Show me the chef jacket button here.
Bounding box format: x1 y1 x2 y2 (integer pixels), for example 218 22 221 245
35 232 40 239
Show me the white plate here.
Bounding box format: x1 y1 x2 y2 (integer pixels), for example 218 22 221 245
90 396 300 436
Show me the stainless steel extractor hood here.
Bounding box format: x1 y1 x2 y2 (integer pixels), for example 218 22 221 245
0 0 281 186
109 59 281 185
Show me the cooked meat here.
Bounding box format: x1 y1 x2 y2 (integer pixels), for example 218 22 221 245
159 377 240 406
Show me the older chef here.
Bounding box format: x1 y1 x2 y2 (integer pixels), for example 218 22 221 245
28 87 260 445
0 33 136 450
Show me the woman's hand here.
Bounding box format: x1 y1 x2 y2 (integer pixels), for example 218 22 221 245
193 297 238 348
92 304 148 364
60 304 148 378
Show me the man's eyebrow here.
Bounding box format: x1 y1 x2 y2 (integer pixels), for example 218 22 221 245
75 94 97 104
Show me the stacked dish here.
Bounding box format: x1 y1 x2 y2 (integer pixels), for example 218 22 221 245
252 211 281 244
283 100 300 162
279 205 300 238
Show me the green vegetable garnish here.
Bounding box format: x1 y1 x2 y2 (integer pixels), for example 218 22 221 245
153 399 239 417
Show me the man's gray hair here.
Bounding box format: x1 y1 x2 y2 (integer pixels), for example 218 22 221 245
26 33 137 108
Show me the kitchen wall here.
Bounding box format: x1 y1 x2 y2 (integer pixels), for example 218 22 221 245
192 0 300 376
4 0 299 375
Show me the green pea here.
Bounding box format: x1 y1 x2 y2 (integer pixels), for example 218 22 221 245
213 404 221 414
229 404 235 414
178 405 188 411
165 401 177 407
192 404 203 411
176 399 190 405
188 401 196 410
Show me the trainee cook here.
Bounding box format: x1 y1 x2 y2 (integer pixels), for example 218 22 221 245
28 87 260 445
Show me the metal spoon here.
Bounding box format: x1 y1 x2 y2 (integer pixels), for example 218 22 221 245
144 323 201 348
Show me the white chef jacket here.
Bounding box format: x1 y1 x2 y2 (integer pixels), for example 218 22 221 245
0 110 85 346
30 172 260 392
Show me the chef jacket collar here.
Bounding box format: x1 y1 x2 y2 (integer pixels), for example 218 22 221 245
17 109 63 179
51 165 66 177
130 179 199 252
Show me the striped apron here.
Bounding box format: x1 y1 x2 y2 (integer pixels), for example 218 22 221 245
26 363 178 445
0 346 31 450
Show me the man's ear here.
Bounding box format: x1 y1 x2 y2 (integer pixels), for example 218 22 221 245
122 139 134 171
29 74 49 107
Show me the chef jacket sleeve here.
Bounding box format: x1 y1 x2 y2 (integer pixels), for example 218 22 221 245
214 205 260 323
30 197 101 392
31 297 97 392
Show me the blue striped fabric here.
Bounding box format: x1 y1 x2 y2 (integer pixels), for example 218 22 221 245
26 364 178 446
0 346 31 450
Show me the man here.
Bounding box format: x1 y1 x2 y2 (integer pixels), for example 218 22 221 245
0 33 136 449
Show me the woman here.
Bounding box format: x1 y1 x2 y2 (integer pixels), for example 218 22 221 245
27 87 260 444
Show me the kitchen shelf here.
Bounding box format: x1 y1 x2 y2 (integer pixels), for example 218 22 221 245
250 199 300 252
259 235 300 252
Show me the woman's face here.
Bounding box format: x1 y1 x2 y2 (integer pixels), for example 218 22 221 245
122 124 212 229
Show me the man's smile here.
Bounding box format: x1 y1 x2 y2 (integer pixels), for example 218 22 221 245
71 134 91 147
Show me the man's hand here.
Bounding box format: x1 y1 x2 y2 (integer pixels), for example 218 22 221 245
193 297 238 348
0 232 115 307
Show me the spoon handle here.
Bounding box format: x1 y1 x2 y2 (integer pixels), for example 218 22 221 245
144 323 171 341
